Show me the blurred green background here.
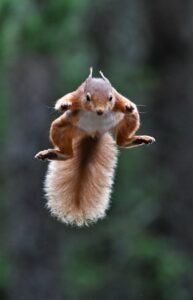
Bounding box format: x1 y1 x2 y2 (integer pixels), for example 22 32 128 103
1 0 193 299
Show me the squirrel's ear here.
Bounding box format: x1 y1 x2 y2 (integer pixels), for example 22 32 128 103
99 70 111 85
88 67 93 78
85 67 93 84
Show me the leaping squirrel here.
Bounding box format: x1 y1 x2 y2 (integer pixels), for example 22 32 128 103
35 68 155 226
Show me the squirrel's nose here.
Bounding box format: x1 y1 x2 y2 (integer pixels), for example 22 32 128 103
97 109 104 115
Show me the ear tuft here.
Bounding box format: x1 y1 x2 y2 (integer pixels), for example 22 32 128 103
99 70 110 83
89 67 93 78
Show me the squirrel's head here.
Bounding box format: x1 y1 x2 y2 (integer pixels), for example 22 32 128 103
82 68 115 115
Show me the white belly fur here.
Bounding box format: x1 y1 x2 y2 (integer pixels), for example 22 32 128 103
76 111 124 134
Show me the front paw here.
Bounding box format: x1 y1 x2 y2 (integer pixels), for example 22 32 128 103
55 102 71 112
125 104 136 114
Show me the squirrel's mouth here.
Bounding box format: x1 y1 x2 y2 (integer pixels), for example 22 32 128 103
96 110 104 116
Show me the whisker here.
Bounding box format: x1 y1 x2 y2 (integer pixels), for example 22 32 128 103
48 110 59 116
137 104 146 107
42 104 58 115
43 104 55 110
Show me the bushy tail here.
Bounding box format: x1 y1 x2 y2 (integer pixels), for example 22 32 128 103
44 133 118 226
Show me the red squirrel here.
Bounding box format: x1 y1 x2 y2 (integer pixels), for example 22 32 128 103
35 68 155 226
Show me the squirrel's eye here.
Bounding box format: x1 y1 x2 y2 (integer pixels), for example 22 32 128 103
86 93 91 101
109 95 113 102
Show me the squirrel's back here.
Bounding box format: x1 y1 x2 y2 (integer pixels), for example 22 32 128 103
44 133 118 226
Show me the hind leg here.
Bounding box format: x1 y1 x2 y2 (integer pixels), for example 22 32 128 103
117 135 155 148
35 114 77 161
35 148 71 161
116 113 155 149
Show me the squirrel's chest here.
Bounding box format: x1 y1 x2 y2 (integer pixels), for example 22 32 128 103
76 111 124 134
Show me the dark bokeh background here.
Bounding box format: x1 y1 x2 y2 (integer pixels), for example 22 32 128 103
1 0 193 299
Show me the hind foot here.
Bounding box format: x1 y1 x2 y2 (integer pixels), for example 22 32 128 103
117 135 155 148
35 149 71 161
131 135 156 146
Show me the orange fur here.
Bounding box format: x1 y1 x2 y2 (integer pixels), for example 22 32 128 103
44 134 117 226
35 70 155 226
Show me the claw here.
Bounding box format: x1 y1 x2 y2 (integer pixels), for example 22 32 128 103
132 136 156 145
125 104 135 113
147 137 156 144
60 103 71 112
35 153 47 161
